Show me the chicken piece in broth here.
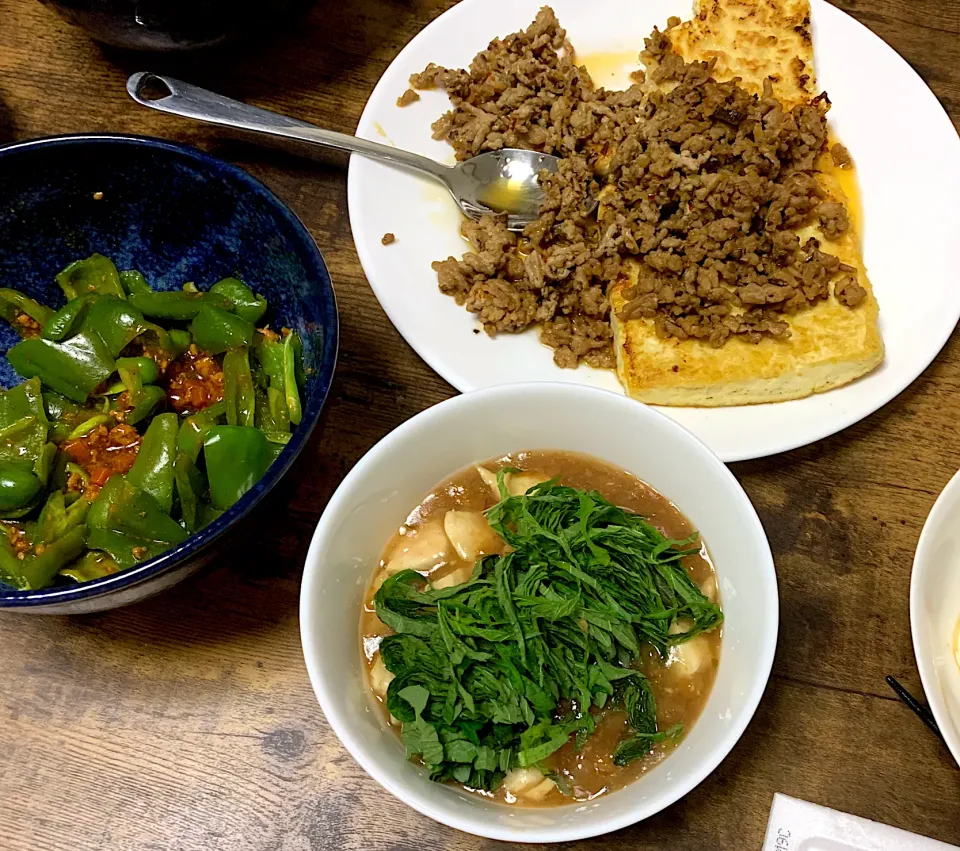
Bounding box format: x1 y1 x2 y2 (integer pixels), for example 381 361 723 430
476 465 549 499
443 510 502 562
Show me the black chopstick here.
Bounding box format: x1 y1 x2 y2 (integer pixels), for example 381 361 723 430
886 675 946 744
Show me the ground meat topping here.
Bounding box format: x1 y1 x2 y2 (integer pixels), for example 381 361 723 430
830 142 852 168
2 522 30 559
397 89 420 107
835 274 867 307
63 423 142 491
381 232 396 245
13 313 42 338
166 345 224 413
412 8 860 365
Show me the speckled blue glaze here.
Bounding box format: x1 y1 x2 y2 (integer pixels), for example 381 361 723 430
0 134 338 613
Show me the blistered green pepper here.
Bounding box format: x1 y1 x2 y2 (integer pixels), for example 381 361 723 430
127 413 177 513
0 288 54 334
118 356 159 388
200 503 225 528
119 270 152 296
0 461 42 512
42 390 76 423
34 441 57 486
60 550 121 583
98 356 158 396
82 296 157 357
189 306 254 354
169 328 191 359
121 385 166 426
282 332 303 426
173 453 207 532
255 385 290 437
8 330 115 403
223 348 255 428
0 378 50 473
128 290 230 321
86 476 188 569
210 278 268 324
42 294 97 342
203 425 270 510
177 400 226 463
34 489 90 545
0 490 90 589
254 336 293 435
0 523 87 590
56 254 125 300
44 390 106 444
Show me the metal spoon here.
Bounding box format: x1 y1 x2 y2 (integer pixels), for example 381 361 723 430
126 72 559 231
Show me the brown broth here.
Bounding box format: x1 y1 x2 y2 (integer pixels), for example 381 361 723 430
360 450 722 806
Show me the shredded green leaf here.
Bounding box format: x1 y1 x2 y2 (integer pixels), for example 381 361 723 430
373 480 723 792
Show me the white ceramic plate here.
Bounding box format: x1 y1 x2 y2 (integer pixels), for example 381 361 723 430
301 384 777 841
347 0 960 462
911 470 960 769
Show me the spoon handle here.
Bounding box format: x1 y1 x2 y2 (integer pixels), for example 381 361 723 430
126 73 453 182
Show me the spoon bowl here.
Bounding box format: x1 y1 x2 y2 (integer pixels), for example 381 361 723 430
127 72 560 230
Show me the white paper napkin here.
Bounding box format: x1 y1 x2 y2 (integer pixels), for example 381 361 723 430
763 794 959 851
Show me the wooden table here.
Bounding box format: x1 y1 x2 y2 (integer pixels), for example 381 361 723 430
1 1 959 848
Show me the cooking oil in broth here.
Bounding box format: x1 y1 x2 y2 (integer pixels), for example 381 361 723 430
360 450 722 806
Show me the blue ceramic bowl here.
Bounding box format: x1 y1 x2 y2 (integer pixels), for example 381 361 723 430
0 134 338 613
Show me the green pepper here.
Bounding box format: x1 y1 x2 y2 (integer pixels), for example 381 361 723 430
265 442 285 466
0 288 54 334
0 489 90 589
60 550 121 583
121 385 166 426
116 356 159 392
256 335 285 379
86 476 188 569
34 442 57 485
173 453 207 532
169 328 191 358
35 489 90 545
42 390 76 423
200 503 225 528
119 270 152 296
47 400 105 444
121 356 159 386
189 306 254 354
127 413 177 513
101 356 164 423
128 290 230 321
203 425 270 510
41 294 97 342
0 461 42 512
0 523 87 590
177 401 226 463
66 413 112 440
223 348 256 428
182 281 200 294
254 337 293 434
81 296 156 357
56 254 125 300
283 332 303 426
210 278 268 324
8 329 115 403
0 377 50 475
255 385 291 434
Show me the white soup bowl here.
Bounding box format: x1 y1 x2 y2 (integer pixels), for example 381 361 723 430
300 383 778 842
911 470 960 767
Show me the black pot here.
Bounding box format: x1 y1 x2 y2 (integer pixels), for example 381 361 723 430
39 0 316 52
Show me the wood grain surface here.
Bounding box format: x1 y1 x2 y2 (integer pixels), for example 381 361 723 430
1 0 959 849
